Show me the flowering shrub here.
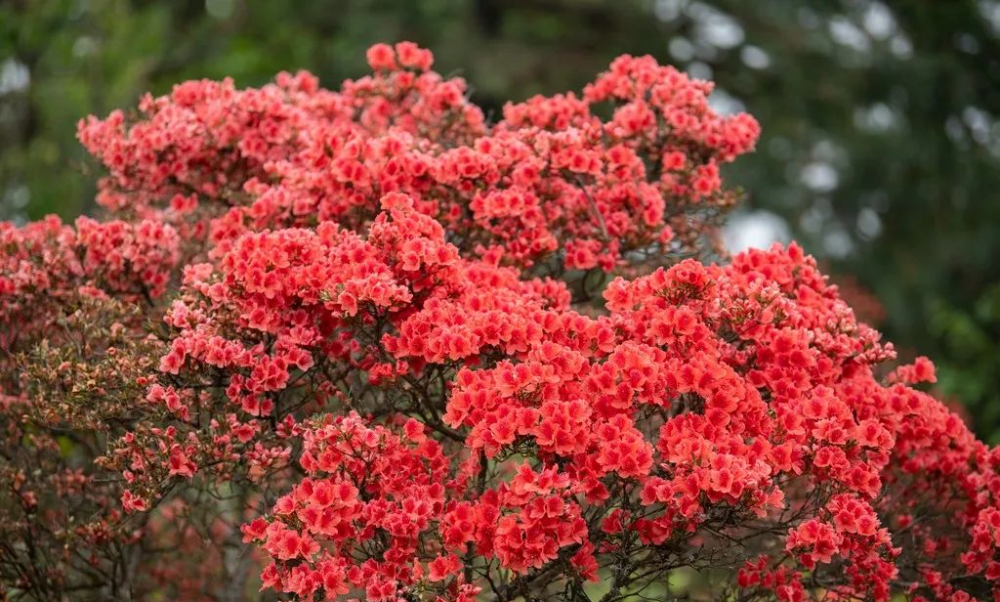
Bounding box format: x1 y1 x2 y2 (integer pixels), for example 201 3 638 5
1 42 996 602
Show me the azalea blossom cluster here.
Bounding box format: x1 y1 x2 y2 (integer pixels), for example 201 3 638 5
2 42 997 602
77 41 757 280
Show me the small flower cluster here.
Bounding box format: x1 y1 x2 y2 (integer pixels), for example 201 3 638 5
2 42 998 602
246 414 485 602
0 215 178 345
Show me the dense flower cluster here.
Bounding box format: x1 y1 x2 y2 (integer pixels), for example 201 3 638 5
2 42 997 602
78 40 757 281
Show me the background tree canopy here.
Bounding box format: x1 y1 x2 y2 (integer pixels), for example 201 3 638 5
2 0 999 437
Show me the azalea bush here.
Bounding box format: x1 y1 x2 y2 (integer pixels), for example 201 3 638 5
1 42 997 602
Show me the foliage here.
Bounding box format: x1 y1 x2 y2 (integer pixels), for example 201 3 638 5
1 42 999 602
929 284 1000 442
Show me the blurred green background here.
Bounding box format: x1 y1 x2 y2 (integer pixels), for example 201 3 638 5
2 0 999 438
